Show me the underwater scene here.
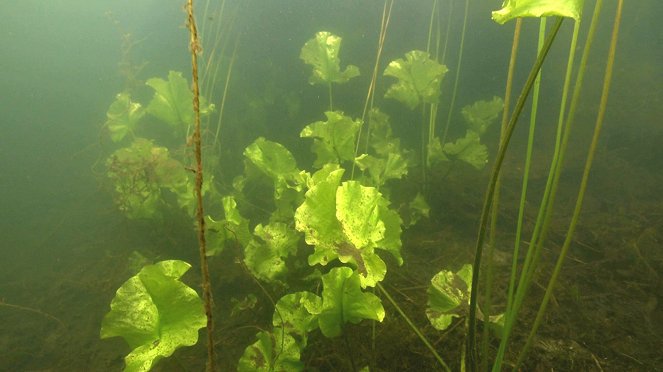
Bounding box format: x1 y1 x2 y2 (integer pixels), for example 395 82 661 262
1 0 661 370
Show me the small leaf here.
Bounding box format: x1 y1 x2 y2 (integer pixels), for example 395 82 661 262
244 222 300 283
105 92 145 142
443 131 488 170
318 267 385 338
273 291 322 347
425 264 472 331
384 50 448 109
243 137 306 199
100 260 206 372
492 0 585 24
300 31 360 85
461 96 504 135
238 328 303 372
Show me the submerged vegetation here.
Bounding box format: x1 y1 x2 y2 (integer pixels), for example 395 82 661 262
84 0 637 371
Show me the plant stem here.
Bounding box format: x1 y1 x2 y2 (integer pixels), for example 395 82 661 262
466 17 564 371
377 283 451 371
0 300 65 328
185 1 216 370
442 0 470 145
516 0 621 366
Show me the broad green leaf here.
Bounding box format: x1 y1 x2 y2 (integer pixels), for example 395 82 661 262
238 328 303 372
146 71 215 128
492 0 584 24
244 222 300 283
100 260 206 372
273 292 322 347
297 178 398 287
425 264 472 331
443 131 488 170
105 92 145 142
300 31 360 85
318 267 385 338
384 50 448 109
295 169 345 265
461 96 504 135
300 111 362 168
336 181 385 250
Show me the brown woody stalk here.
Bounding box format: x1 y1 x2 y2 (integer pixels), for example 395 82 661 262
185 0 216 370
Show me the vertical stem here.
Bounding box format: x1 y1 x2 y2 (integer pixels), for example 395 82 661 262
442 0 469 145
516 0 621 366
466 18 563 371
185 1 216 371
328 82 333 111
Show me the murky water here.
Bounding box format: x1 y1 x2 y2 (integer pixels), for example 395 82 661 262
1 1 661 370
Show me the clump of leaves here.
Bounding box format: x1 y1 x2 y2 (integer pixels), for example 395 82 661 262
106 138 189 219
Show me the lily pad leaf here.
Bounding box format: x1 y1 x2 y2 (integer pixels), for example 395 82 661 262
384 50 448 109
146 71 215 128
238 328 303 372
443 131 488 170
100 260 206 372
461 96 504 135
300 31 360 85
492 0 585 24
300 111 362 168
318 267 385 338
105 92 145 142
426 264 472 331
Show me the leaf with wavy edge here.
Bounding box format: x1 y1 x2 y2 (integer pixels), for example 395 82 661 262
384 50 448 110
300 31 360 85
100 260 206 372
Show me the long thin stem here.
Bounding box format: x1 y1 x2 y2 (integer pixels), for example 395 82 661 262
377 283 451 371
185 1 216 371
466 18 564 371
441 0 469 146
516 0 621 366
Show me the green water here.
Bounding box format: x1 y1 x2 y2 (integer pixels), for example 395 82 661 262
1 1 661 370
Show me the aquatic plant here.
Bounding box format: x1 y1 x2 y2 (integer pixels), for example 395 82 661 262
100 260 206 372
102 70 216 220
462 0 625 370
300 31 360 110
